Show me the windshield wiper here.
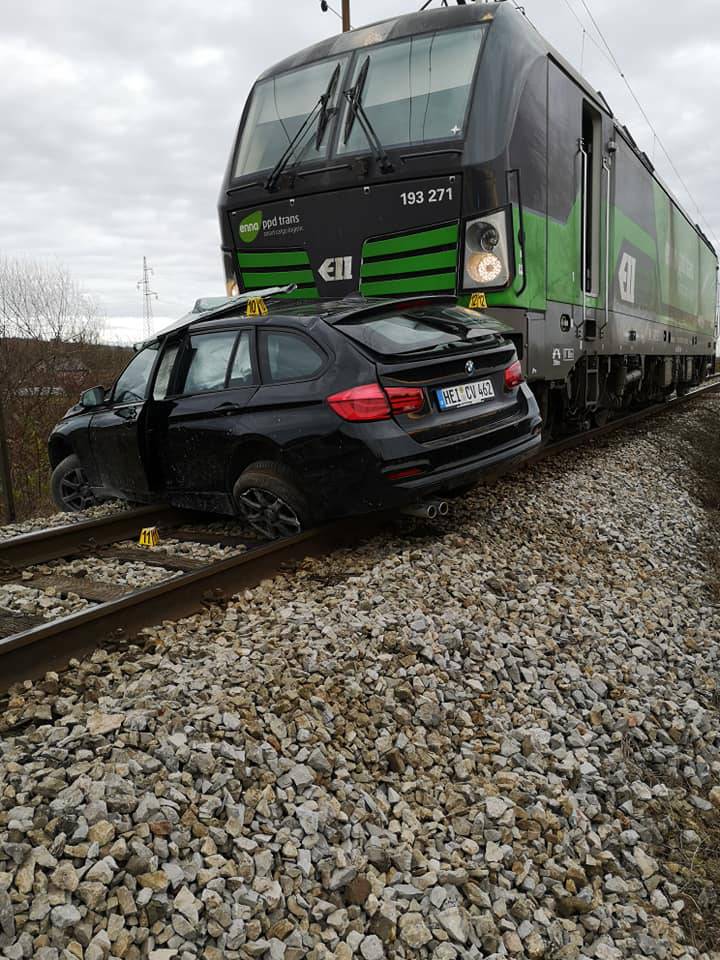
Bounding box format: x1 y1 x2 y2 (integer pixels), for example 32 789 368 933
265 64 341 192
343 57 394 174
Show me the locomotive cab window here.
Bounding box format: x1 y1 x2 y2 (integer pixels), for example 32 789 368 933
581 101 602 295
234 55 350 178
338 26 486 155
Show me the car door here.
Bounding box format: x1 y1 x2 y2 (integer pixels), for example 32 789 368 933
88 344 162 498
156 327 259 510
241 326 333 479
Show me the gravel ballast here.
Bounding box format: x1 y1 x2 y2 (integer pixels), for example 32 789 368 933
0 502 129 545
1 396 719 960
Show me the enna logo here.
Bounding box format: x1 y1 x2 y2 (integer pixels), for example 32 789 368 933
238 210 262 245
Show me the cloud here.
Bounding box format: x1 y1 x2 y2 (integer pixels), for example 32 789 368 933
1 0 717 343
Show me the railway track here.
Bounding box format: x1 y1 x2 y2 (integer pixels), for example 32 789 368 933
1 375 719 694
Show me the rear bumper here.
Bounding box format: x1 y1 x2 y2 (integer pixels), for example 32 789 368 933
305 405 542 517
289 383 542 519
389 428 541 499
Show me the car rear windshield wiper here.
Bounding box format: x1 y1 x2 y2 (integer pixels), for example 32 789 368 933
265 64 341 192
343 57 394 174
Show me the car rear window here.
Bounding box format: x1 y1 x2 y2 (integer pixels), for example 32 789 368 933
180 332 237 395
335 309 502 356
260 330 325 382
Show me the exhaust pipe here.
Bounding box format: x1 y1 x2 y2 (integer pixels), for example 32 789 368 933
401 499 449 520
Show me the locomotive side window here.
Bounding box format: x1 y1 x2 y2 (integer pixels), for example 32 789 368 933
338 26 486 154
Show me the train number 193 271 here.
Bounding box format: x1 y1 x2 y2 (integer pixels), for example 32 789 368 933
400 187 454 205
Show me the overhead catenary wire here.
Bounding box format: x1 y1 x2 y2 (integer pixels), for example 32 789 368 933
407 0 716 249
557 0 617 71
570 0 718 247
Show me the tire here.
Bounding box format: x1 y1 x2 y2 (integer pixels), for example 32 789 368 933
51 454 99 513
232 461 312 539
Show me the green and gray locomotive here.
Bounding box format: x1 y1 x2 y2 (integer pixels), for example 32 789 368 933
218 0 718 430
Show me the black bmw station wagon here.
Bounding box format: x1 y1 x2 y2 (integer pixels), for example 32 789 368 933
48 290 541 536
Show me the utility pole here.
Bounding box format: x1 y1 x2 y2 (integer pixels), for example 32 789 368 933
0 394 15 522
137 257 158 341
320 0 351 31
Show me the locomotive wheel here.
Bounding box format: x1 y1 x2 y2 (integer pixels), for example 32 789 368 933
592 407 610 427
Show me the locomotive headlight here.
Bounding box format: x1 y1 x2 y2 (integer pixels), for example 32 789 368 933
463 208 512 289
466 251 503 285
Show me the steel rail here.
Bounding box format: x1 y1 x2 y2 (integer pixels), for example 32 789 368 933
0 512 390 693
0 504 189 570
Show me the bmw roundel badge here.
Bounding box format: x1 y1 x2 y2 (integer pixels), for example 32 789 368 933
465 360 475 375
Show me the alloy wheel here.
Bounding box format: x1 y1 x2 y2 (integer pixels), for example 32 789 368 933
236 487 302 539
59 466 97 512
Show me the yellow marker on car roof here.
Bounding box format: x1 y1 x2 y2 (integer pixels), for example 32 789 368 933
246 297 269 317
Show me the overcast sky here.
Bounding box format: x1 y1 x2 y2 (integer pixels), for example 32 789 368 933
2 0 718 342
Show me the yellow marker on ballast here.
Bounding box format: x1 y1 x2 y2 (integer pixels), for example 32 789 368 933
139 527 160 547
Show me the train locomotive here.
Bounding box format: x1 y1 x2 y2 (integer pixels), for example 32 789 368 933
218 0 718 432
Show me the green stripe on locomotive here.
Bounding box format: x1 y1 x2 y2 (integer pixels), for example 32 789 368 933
359 224 459 297
237 249 319 298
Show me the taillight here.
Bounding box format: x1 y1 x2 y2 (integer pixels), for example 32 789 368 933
326 384 390 421
504 359 524 390
327 384 425 422
385 386 425 415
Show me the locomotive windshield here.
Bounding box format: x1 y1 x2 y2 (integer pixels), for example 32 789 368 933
233 24 486 180
338 26 485 155
234 55 350 178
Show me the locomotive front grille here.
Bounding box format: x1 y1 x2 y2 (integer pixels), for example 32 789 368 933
360 223 459 297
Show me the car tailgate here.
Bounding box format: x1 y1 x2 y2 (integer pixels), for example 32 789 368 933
376 340 525 444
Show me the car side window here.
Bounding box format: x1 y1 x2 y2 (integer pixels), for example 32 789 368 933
228 331 254 387
179 332 237 395
113 346 159 404
261 330 325 383
153 343 180 399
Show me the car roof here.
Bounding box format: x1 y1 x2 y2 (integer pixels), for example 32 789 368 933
141 292 461 348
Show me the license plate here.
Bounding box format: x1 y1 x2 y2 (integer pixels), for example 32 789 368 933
437 378 495 410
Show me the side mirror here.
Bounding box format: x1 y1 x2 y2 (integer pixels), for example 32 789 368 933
80 386 106 408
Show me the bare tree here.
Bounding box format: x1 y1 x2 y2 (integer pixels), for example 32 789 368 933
0 255 119 521
0 256 104 344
